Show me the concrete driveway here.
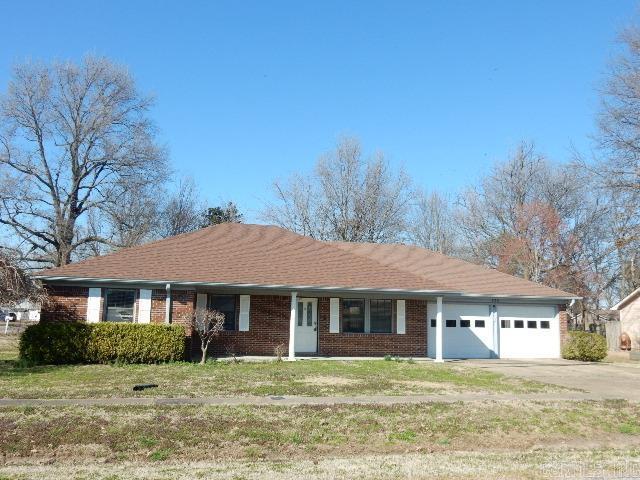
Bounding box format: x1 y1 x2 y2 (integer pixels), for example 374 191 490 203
462 359 640 401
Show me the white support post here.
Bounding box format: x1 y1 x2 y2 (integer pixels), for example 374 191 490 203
165 283 171 324
288 291 298 361
435 296 444 362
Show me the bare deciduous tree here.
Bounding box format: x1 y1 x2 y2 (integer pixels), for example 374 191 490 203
0 56 168 267
409 190 458 255
157 177 205 238
594 25 640 297
457 141 607 303
192 308 225 364
263 137 412 243
0 250 46 306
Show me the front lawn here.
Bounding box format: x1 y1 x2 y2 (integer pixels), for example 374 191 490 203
0 401 639 479
0 336 557 398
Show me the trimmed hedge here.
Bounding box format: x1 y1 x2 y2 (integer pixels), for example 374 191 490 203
19 322 186 365
19 322 91 365
561 331 608 362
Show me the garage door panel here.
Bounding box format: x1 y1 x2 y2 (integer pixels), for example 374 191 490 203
428 303 494 359
498 305 559 359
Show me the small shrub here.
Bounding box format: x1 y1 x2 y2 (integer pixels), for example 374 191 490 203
561 331 608 362
19 322 186 365
274 343 286 362
384 355 393 361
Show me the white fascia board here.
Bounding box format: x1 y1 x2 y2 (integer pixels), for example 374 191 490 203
611 287 640 310
34 275 581 302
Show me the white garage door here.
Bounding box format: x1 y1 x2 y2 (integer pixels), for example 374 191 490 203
427 303 494 359
498 305 559 359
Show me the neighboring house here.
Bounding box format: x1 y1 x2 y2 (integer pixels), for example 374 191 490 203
35 223 578 360
0 302 41 322
612 287 640 350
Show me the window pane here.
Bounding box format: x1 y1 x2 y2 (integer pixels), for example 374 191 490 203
446 319 456 327
105 289 135 322
306 302 312 326
430 318 436 328
460 319 470 327
475 320 485 328
540 321 550 329
514 320 524 328
501 319 510 328
527 321 537 329
208 295 237 331
297 302 303 326
370 299 392 333
342 299 365 333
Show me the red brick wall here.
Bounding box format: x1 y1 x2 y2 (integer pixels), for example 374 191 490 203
151 289 167 323
171 290 195 334
317 298 428 357
558 304 568 346
207 295 291 356
41 285 92 322
41 286 428 358
149 289 195 334
40 286 195 329
205 295 428 357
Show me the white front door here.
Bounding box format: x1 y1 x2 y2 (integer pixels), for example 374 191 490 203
295 298 318 353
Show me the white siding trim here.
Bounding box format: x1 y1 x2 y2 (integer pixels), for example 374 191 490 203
196 293 207 322
396 299 406 334
329 298 340 333
86 288 102 323
239 295 250 331
138 289 152 324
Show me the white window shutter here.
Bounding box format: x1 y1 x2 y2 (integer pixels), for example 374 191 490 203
330 298 340 333
138 289 152 324
86 288 102 323
396 300 406 334
239 295 250 331
196 293 207 322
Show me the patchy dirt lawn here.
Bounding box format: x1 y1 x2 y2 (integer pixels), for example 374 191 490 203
1 400 639 479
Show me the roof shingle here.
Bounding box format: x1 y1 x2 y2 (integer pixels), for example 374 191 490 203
37 223 576 298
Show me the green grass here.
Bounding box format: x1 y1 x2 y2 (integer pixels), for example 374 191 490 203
0 401 639 461
0 336 556 398
1 398 639 479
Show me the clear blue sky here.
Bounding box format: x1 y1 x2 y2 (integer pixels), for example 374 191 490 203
1 1 636 222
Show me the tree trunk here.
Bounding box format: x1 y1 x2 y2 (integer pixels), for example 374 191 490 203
200 344 207 365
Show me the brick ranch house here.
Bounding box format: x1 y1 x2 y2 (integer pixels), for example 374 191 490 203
35 223 578 360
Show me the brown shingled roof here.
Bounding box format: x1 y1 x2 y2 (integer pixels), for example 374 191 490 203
36 223 576 298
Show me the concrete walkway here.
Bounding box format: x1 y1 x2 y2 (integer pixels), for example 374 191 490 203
0 390 632 407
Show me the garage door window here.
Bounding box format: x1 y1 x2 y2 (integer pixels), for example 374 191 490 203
540 321 550 329
514 320 524 328
527 321 537 328
446 320 456 327
430 318 436 327
501 319 510 328
460 319 470 327
475 320 485 328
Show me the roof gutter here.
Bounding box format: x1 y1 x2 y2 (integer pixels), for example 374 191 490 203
34 275 582 302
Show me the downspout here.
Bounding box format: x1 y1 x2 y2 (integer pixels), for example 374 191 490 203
165 283 172 324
